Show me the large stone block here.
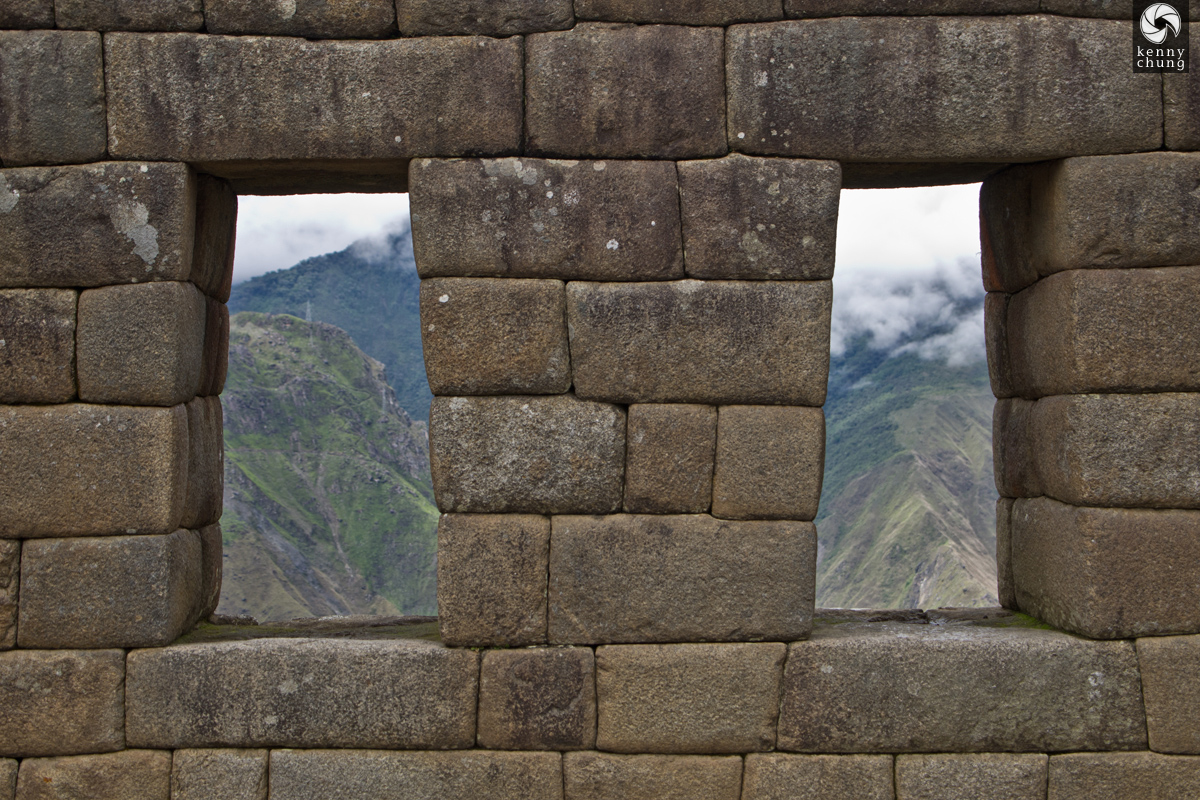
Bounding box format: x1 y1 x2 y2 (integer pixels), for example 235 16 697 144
171 749 267 800
268 750 563 800
1012 498 1200 639
0 403 189 538
0 0 53 27
126 638 479 749
398 0 573 35
742 754 894 800
567 280 832 406
0 289 75 404
786 0 1038 14
1138 636 1200 754
191 176 238 302
1166 73 1199 151
410 158 683 281
76 282 207 406
525 23 726 159
0 541 14 651
984 292 1013 399
577 0 781 23
478 648 596 751
777 617 1147 752
991 398 1039 498
106 34 522 162
437 513 550 647
18 529 204 649
200 298 230 396
0 162 197 289
895 753 1048 800
182 396 223 529
727 17 1161 162
196 524 223 623
420 278 570 395
549 515 815 644
0 31 106 167
678 155 840 280
623 404 716 514
595 643 786 753
0 649 125 757
712 405 824 520
16 751 170 800
563 752 743 800
429 395 625 514
55 0 203 31
0 760 12 800
205 0 394 37
1048 752 1200 799
996 498 1016 610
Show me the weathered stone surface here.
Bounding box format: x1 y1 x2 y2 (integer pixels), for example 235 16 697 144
1012 497 1200 639
786 0 1037 14
0 403 188 537
420 278 570 395
742 754 894 800
55 0 203 31
596 643 786 753
1040 0 1135 17
205 0 394 37
18 529 204 649
437 514 549 647
1138 636 1200 754
567 280 831 406
77 281 207 406
0 760 13 800
410 158 683 281
526 23 726 159
623 404 716 514
0 541 14 651
192 175 238 302
398 0 573 35
777 617 1147 752
0 162 197 288
0 0 53 27
197 524 223 628
984 292 1013 399
996 498 1016 610
895 753 1048 800
0 31 106 167
171 749 267 800
429 395 625 514
127 638 479 748
106 34 522 162
712 405 825 520
678 155 840 280
182 396 223 529
550 515 815 644
269 750 563 800
578 0 781 23
728 17 1161 162
564 752 743 800
1048 752 1200 799
1166 73 1199 151
0 289 75 404
991 398 1039 498
0 649 125 757
200 298 230 396
478 648 595 751
17 751 170 800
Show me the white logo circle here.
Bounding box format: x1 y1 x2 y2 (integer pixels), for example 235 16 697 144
1140 3 1182 45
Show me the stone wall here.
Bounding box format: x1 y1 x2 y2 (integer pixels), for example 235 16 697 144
1 1 1199 797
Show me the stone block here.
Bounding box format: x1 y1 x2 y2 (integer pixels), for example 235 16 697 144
1137 636 1200 754
182 396 223 530
577 0 782 23
567 280 832 406
398 0 573 35
17 751 170 800
1 760 12 800
437 514 550 647
268 750 563 800
0 289 75 404
777 617 1147 752
77 282 207 406
18 529 204 649
526 23 726 159
984 292 1013 399
410 158 683 281
0 0 53 27
55 0 203 31
200 298 230 396
786 0 1038 14
0 31 106 167
549 515 815 644
171 749 267 800
429 395 625 514
563 752 743 800
0 649 125 757
0 403 189 538
595 643 786 753
727 17 1161 162
996 498 1016 610
1048 752 1200 799
478 648 596 751
742 754 894 800
191 175 238 302
1012 497 1200 639
197 524 223 623
1166 73 1199 151
712 405 825 520
106 33 522 162
420 278 570 395
205 0 394 37
0 541 14 651
895 753 1048 800
0 162 197 289
991 398 1039 498
678 155 840 280
623 404 716 514
126 638 479 748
